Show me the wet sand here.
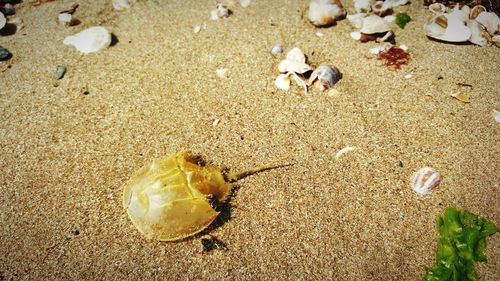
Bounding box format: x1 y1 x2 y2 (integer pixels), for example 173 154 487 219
0 0 499 280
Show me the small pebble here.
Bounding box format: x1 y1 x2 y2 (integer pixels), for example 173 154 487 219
216 68 229 78
53 65 67 80
270 43 284 56
493 110 500 123
1 3 15 16
316 32 324 37
404 73 412 79
0 46 12 61
112 0 130 11
193 25 201 33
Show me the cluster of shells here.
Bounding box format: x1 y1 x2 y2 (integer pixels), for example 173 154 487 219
425 3 500 47
347 0 410 42
274 47 342 95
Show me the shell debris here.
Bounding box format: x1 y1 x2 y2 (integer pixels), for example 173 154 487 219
308 0 346 27
450 92 471 103
335 146 357 159
216 68 229 78
63 26 112 53
410 167 442 195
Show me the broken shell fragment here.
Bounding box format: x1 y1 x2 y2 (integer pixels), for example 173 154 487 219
469 5 486 20
308 0 346 27
467 19 490 46
113 0 131 11
360 15 391 34
347 13 366 29
410 167 442 195
308 64 342 91
425 15 471 42
371 1 389 16
286 47 306 63
210 4 229 20
428 3 447 14
278 48 312 73
275 73 291 91
239 0 251 8
63 26 112 53
492 34 500 47
58 13 73 26
354 0 371 13
475 12 500 35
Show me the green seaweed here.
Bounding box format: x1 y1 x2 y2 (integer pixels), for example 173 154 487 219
423 207 498 281
395 12 411 29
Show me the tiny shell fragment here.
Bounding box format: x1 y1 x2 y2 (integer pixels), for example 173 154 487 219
113 0 131 11
493 110 500 122
193 25 201 33
240 0 251 8
63 26 112 53
216 68 229 78
335 146 356 159
451 92 470 103
410 167 442 195
270 44 284 56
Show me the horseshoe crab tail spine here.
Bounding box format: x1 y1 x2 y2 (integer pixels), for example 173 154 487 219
225 162 294 183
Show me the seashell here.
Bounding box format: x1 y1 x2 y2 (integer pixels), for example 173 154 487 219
469 5 486 20
275 73 291 91
0 11 5 30
425 15 471 42
371 1 389 16
335 146 356 159
492 34 500 47
270 43 284 56
122 151 278 241
448 4 470 22
354 0 372 13
53 65 67 80
63 26 112 53
383 0 410 9
467 20 490 46
278 48 312 74
410 167 442 195
216 68 229 78
347 13 366 29
0 45 11 61
308 64 342 91
384 15 396 23
369 45 387 55
239 0 251 8
58 13 73 26
360 15 391 34
493 110 500 122
308 0 346 27
112 0 131 11
193 25 201 33
210 4 229 20
350 31 362 40
428 3 447 14
475 12 500 35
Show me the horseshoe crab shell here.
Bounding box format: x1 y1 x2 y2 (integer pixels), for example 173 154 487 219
123 151 275 241
308 0 346 27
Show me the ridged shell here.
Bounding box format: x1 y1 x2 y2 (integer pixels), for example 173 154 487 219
410 167 442 195
123 152 232 241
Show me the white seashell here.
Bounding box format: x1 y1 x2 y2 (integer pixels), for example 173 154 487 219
448 4 470 23
369 45 386 54
350 31 362 40
493 110 500 122
308 0 346 27
0 12 6 30
278 59 312 74
492 34 500 47
428 3 447 14
58 13 73 26
354 0 372 13
425 15 471 42
469 5 486 20
384 15 396 23
286 47 306 63
216 68 229 78
383 0 409 8
410 167 442 195
112 0 130 11
335 146 356 159
347 13 366 29
275 74 291 91
399 44 409 51
308 64 342 91
360 15 391 34
63 26 112 53
210 4 229 20
467 20 489 46
475 12 500 35
270 44 284 56
404 73 412 79
316 32 324 37
239 0 251 8
372 1 389 16
193 25 201 33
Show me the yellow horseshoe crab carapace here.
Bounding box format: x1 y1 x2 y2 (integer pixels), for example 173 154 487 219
122 151 277 241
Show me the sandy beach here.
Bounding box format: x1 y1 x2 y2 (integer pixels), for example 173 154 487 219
0 0 499 280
